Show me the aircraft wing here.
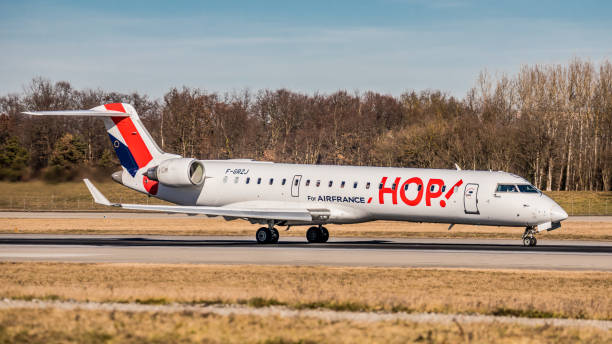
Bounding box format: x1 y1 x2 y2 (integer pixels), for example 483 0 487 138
83 179 312 222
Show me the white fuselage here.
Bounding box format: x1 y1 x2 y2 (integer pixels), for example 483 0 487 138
138 160 567 227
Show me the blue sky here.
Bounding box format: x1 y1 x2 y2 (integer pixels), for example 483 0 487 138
1 0 611 98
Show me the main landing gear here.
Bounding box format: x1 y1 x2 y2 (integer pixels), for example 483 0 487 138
306 225 329 243
256 224 279 244
255 222 329 244
522 226 538 247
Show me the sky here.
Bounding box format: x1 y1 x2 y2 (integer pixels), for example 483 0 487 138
1 0 611 99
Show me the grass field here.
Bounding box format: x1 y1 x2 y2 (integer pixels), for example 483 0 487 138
0 308 609 344
0 181 169 211
0 181 610 215
1 217 611 240
1 263 610 320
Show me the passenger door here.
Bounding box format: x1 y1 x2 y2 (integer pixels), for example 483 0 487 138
291 175 302 197
464 183 479 214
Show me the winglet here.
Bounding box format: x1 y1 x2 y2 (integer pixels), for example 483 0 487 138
454 163 462 171
83 179 113 206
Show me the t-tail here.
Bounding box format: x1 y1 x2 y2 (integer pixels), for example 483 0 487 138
22 103 178 194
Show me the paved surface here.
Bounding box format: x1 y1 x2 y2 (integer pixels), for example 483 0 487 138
0 235 611 270
1 212 610 221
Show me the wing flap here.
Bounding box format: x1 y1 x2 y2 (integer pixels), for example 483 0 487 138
119 203 312 221
83 179 312 222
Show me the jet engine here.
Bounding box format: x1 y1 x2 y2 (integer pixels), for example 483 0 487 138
145 158 205 187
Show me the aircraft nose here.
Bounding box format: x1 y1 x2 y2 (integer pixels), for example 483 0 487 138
550 202 568 222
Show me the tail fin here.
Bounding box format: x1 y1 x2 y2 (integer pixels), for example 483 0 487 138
23 103 164 177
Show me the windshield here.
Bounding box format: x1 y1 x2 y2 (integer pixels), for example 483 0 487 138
517 184 540 193
496 184 518 192
496 183 541 194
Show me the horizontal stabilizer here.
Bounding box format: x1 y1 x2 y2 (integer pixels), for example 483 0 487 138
22 110 129 117
82 180 312 222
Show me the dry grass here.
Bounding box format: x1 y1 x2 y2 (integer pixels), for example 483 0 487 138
0 180 169 211
0 181 610 215
547 190 612 216
0 308 610 344
1 263 610 320
1 217 611 240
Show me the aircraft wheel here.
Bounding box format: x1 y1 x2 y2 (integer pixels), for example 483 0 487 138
530 237 537 247
319 227 329 243
522 236 532 247
306 226 320 243
270 228 279 244
256 227 272 244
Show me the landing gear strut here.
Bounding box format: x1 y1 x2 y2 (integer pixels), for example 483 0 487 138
256 221 279 244
522 226 537 247
306 225 329 243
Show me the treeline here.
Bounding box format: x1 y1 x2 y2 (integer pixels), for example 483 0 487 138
0 59 610 190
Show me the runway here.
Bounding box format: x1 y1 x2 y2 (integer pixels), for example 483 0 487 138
1 235 611 271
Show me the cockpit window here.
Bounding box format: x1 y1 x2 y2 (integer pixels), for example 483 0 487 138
496 184 518 192
517 184 539 193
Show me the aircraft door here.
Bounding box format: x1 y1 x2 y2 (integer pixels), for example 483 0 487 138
464 183 479 214
291 175 302 197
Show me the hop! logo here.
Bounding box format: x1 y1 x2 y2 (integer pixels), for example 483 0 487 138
377 177 463 207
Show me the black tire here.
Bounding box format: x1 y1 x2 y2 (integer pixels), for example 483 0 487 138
522 237 531 247
530 237 537 247
256 227 271 244
306 226 320 243
270 228 279 244
319 227 329 243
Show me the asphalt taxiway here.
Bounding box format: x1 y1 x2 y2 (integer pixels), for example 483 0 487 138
0 235 610 271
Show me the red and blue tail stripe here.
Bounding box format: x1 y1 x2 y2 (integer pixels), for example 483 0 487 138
104 103 154 177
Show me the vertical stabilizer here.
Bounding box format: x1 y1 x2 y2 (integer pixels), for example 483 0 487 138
23 102 166 179
94 103 164 177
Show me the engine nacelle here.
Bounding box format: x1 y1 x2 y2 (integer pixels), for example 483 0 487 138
146 158 205 187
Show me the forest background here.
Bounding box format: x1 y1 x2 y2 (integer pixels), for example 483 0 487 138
1 59 610 191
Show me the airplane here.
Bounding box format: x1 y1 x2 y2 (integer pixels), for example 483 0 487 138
23 103 568 246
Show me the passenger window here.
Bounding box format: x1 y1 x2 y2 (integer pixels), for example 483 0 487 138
353 182 358 188
306 179 310 186
269 178 274 185
417 185 422 191
234 177 239 184
496 184 518 192
223 176 228 183
257 178 262 185
430 185 435 192
378 183 383 190
366 182 371 189
246 177 250 184
392 183 396 190
404 183 409 191
328 181 333 187
294 179 299 186
442 185 446 192
316 180 321 187
341 181 345 188
282 178 286 185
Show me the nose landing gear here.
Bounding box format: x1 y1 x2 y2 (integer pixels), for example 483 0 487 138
306 225 329 243
522 226 537 247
